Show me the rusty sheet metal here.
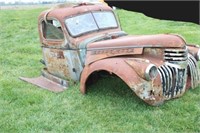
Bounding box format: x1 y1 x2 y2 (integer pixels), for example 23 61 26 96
42 69 68 86
80 57 164 106
70 29 122 48
187 44 199 59
125 58 153 80
42 40 65 47
87 34 186 49
38 4 121 49
42 47 83 81
85 47 143 65
43 48 70 79
143 48 163 57
38 3 112 23
142 48 164 67
20 76 66 92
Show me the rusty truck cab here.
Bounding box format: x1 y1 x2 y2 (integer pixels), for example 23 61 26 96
37 3 121 84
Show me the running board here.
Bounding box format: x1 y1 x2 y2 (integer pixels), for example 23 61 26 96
19 76 67 92
20 70 69 92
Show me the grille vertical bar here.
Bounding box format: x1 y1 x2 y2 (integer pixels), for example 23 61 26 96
188 54 200 88
158 65 187 98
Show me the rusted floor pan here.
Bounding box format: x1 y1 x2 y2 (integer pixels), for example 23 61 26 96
20 76 66 92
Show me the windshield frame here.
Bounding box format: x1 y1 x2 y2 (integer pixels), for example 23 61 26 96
64 11 119 37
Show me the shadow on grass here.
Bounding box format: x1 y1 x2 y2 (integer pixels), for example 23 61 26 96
84 74 155 111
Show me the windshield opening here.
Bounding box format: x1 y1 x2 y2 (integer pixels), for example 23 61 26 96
65 11 118 37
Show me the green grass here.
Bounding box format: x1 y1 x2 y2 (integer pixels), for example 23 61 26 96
0 8 200 132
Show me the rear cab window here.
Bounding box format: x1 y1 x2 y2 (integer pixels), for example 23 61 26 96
42 19 64 40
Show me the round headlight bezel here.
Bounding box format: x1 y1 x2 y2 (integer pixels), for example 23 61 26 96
145 64 158 81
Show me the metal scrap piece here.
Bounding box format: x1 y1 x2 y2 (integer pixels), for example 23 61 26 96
20 76 67 92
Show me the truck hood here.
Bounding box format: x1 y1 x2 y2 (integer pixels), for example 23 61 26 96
87 34 186 50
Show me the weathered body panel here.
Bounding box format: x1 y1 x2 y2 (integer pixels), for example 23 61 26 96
88 34 185 49
42 48 83 81
80 57 164 105
85 34 185 65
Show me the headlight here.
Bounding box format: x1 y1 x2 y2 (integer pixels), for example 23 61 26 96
145 64 158 81
197 49 200 61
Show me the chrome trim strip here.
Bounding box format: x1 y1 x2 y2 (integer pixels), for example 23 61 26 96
188 59 195 88
158 67 166 96
161 66 170 97
164 65 173 97
164 53 187 56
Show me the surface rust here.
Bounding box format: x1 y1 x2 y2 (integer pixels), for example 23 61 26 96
20 76 66 92
43 48 70 79
87 34 186 49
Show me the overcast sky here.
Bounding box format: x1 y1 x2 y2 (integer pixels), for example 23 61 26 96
0 0 98 4
0 0 57 3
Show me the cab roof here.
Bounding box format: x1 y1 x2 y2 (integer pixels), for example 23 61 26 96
38 3 112 21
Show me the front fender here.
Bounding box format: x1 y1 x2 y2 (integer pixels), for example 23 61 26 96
80 58 164 106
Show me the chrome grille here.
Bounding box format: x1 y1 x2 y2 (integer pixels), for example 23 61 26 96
159 48 200 98
164 49 188 62
158 65 187 98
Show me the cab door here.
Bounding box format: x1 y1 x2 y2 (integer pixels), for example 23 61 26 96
39 19 74 80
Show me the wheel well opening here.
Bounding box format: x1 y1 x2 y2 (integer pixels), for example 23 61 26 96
84 70 145 105
86 70 112 88
85 70 132 94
